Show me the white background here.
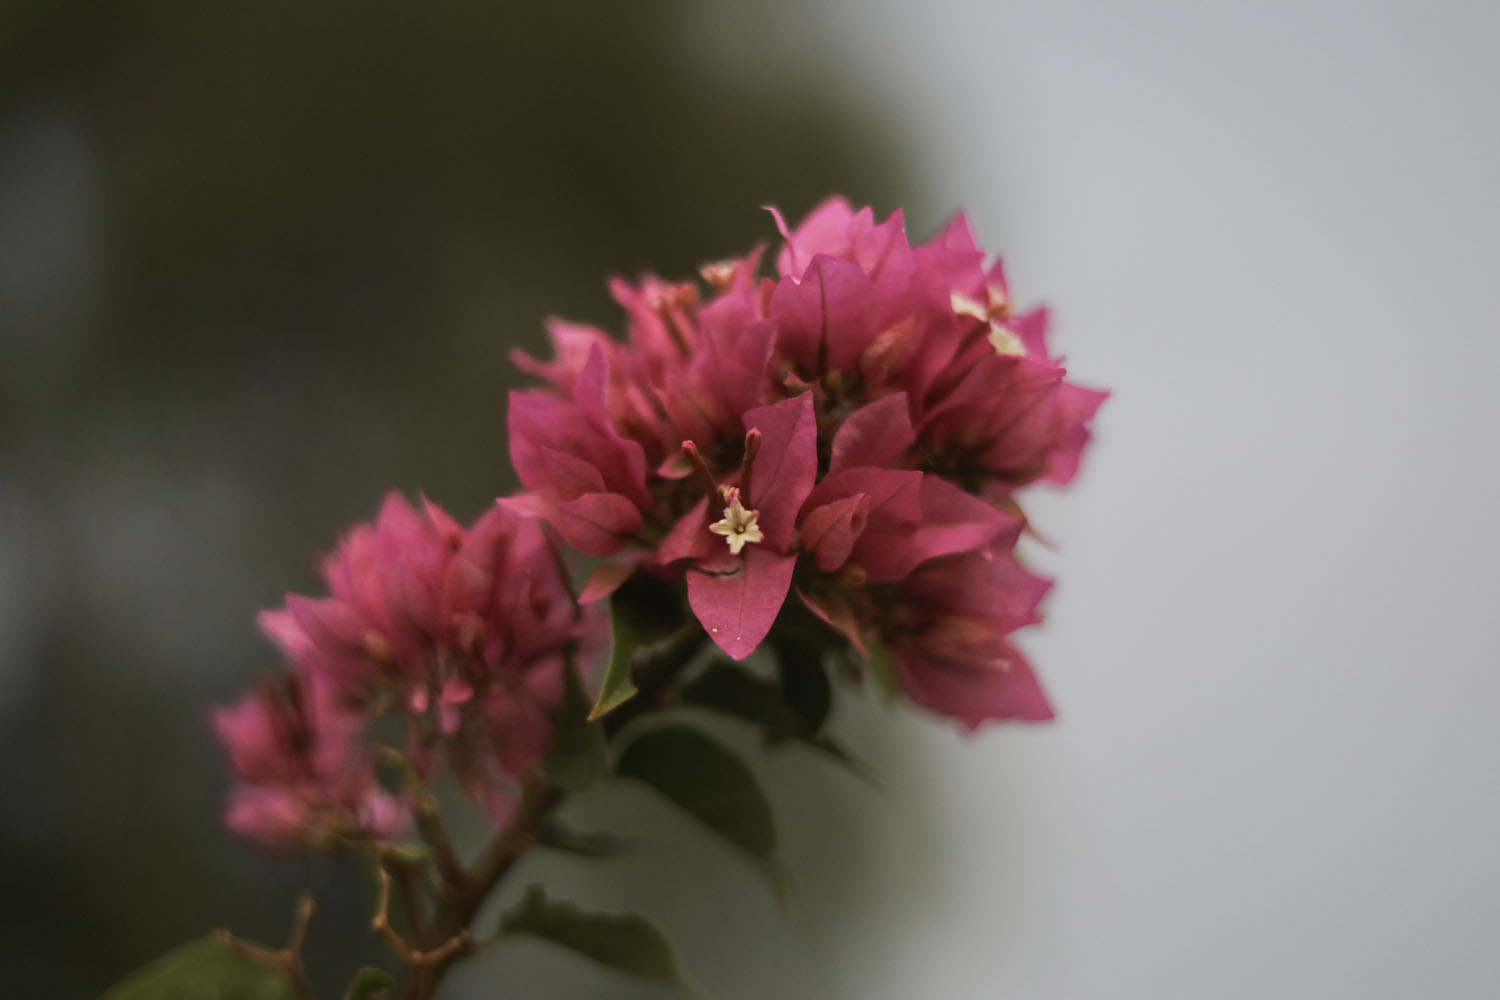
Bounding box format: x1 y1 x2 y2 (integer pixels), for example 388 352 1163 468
599 3 1500 998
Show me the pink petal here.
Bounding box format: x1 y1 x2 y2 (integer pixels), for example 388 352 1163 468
658 375 731 446
829 392 916 473
505 391 574 493
571 342 613 426
510 318 611 392
554 492 643 556
767 197 856 277
767 255 875 374
258 606 314 662
860 476 1019 582
806 467 922 540
743 392 819 551
535 446 608 498
1011 305 1051 360
902 552 1053 633
799 493 870 572
212 695 283 783
578 562 639 604
895 643 1055 729
655 497 717 565
687 548 798 660
496 492 548 519
574 346 651 507
1042 382 1110 486
224 785 315 848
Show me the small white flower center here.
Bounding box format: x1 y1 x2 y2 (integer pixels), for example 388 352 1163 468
709 494 764 555
952 285 1025 357
987 325 1026 356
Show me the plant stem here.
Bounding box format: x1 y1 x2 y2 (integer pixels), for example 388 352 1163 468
401 623 708 999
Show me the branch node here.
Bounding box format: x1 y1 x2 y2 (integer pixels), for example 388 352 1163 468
373 867 472 967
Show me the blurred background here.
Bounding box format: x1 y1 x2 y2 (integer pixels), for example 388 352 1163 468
2 2 1497 997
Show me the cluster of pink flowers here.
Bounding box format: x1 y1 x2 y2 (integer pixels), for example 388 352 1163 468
214 496 581 846
511 198 1104 728
215 197 1103 847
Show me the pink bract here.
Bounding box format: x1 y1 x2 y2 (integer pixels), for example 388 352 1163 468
506 196 1103 729
212 669 406 848
218 191 1106 846
223 494 585 841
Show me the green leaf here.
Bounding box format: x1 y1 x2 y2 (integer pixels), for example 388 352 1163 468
536 821 630 858
774 642 831 734
863 640 903 702
101 936 298 1000
589 598 642 721
680 662 798 740
680 663 885 789
802 733 888 790
616 724 791 903
545 659 610 791
343 967 397 1000
499 884 699 996
380 841 432 866
588 574 685 722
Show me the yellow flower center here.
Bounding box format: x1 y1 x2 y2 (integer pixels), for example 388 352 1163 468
709 494 764 555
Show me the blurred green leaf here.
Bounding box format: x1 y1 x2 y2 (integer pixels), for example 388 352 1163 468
801 733 888 790
590 599 642 721
616 724 791 903
546 659 610 791
681 663 885 788
380 841 432 866
864 640 903 702
536 822 630 859
774 642 831 733
499 885 699 996
613 572 690 638
343 967 396 1000
589 574 687 721
101 936 297 1000
681 662 797 740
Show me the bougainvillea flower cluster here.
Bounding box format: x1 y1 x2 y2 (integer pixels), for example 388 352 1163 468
216 495 582 844
214 197 1103 848
512 197 1104 723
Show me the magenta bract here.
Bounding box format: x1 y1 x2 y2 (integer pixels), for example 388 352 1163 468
507 196 1105 726
218 195 1105 851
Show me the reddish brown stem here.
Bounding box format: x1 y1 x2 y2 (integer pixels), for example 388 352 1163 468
399 623 707 999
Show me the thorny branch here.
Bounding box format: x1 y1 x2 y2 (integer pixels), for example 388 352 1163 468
373 867 470 968
214 891 317 1000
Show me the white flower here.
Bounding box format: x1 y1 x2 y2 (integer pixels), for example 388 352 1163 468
709 494 764 555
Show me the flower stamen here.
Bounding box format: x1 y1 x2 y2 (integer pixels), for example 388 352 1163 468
709 489 764 556
951 286 1025 357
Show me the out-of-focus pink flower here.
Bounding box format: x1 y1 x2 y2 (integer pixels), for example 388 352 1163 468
240 494 583 831
432 503 575 821
212 670 406 849
268 492 463 691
